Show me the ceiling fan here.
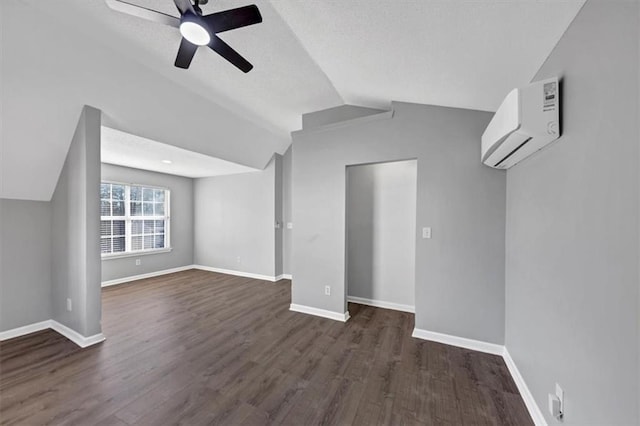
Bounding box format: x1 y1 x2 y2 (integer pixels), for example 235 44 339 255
105 0 262 72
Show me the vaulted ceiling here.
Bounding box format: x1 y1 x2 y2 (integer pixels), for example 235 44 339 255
0 0 585 200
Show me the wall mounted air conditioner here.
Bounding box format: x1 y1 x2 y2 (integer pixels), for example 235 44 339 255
481 77 560 169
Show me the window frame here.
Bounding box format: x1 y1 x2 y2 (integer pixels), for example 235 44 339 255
100 181 172 259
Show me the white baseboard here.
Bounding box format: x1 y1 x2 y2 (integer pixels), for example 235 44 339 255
275 274 292 281
102 264 290 287
412 327 544 425
0 320 51 341
194 265 278 282
290 304 350 322
503 348 547 426
1 320 105 349
347 296 415 313
412 327 504 356
102 265 195 287
50 320 106 348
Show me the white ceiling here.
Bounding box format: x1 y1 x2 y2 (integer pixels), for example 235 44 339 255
271 0 586 112
31 0 584 135
29 0 344 138
101 127 259 178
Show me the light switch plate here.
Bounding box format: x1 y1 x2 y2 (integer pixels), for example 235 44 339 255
422 227 432 239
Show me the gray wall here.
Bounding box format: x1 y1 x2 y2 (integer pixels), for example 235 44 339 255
283 146 293 276
505 1 639 424
194 159 277 277
292 102 506 344
0 200 52 331
51 106 102 337
346 160 416 308
100 164 194 282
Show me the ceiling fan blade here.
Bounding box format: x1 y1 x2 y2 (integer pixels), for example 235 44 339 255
173 0 195 16
208 36 253 73
203 5 262 34
105 0 180 27
175 38 199 69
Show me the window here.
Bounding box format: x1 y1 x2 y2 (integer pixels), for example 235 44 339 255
100 182 170 256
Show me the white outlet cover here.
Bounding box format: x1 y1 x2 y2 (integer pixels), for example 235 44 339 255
286 222 293 229
548 384 564 419
555 383 564 401
556 383 564 411
324 286 331 295
548 394 559 417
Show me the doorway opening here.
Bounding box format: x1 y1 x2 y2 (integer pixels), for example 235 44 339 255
345 159 417 315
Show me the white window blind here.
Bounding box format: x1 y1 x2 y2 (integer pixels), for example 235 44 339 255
100 182 170 256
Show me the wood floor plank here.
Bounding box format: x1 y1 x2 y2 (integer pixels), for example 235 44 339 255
0 269 533 425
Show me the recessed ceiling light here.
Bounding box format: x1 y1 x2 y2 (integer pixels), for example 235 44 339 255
161 160 172 164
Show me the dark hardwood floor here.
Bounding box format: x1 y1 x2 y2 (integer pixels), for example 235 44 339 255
0 269 532 425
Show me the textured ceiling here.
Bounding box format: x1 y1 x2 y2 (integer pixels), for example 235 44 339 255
271 0 586 112
31 0 584 135
29 0 344 138
102 127 259 178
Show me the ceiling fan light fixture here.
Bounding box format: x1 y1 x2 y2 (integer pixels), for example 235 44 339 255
105 0 262 71
179 16 210 46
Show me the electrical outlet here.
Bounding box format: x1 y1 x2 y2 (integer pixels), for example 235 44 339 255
66 298 72 312
548 383 564 420
286 222 293 229
324 286 331 296
237 256 241 263
135 258 141 266
556 383 564 418
422 227 432 239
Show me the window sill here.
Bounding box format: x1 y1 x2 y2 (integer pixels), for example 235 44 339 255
101 247 173 260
